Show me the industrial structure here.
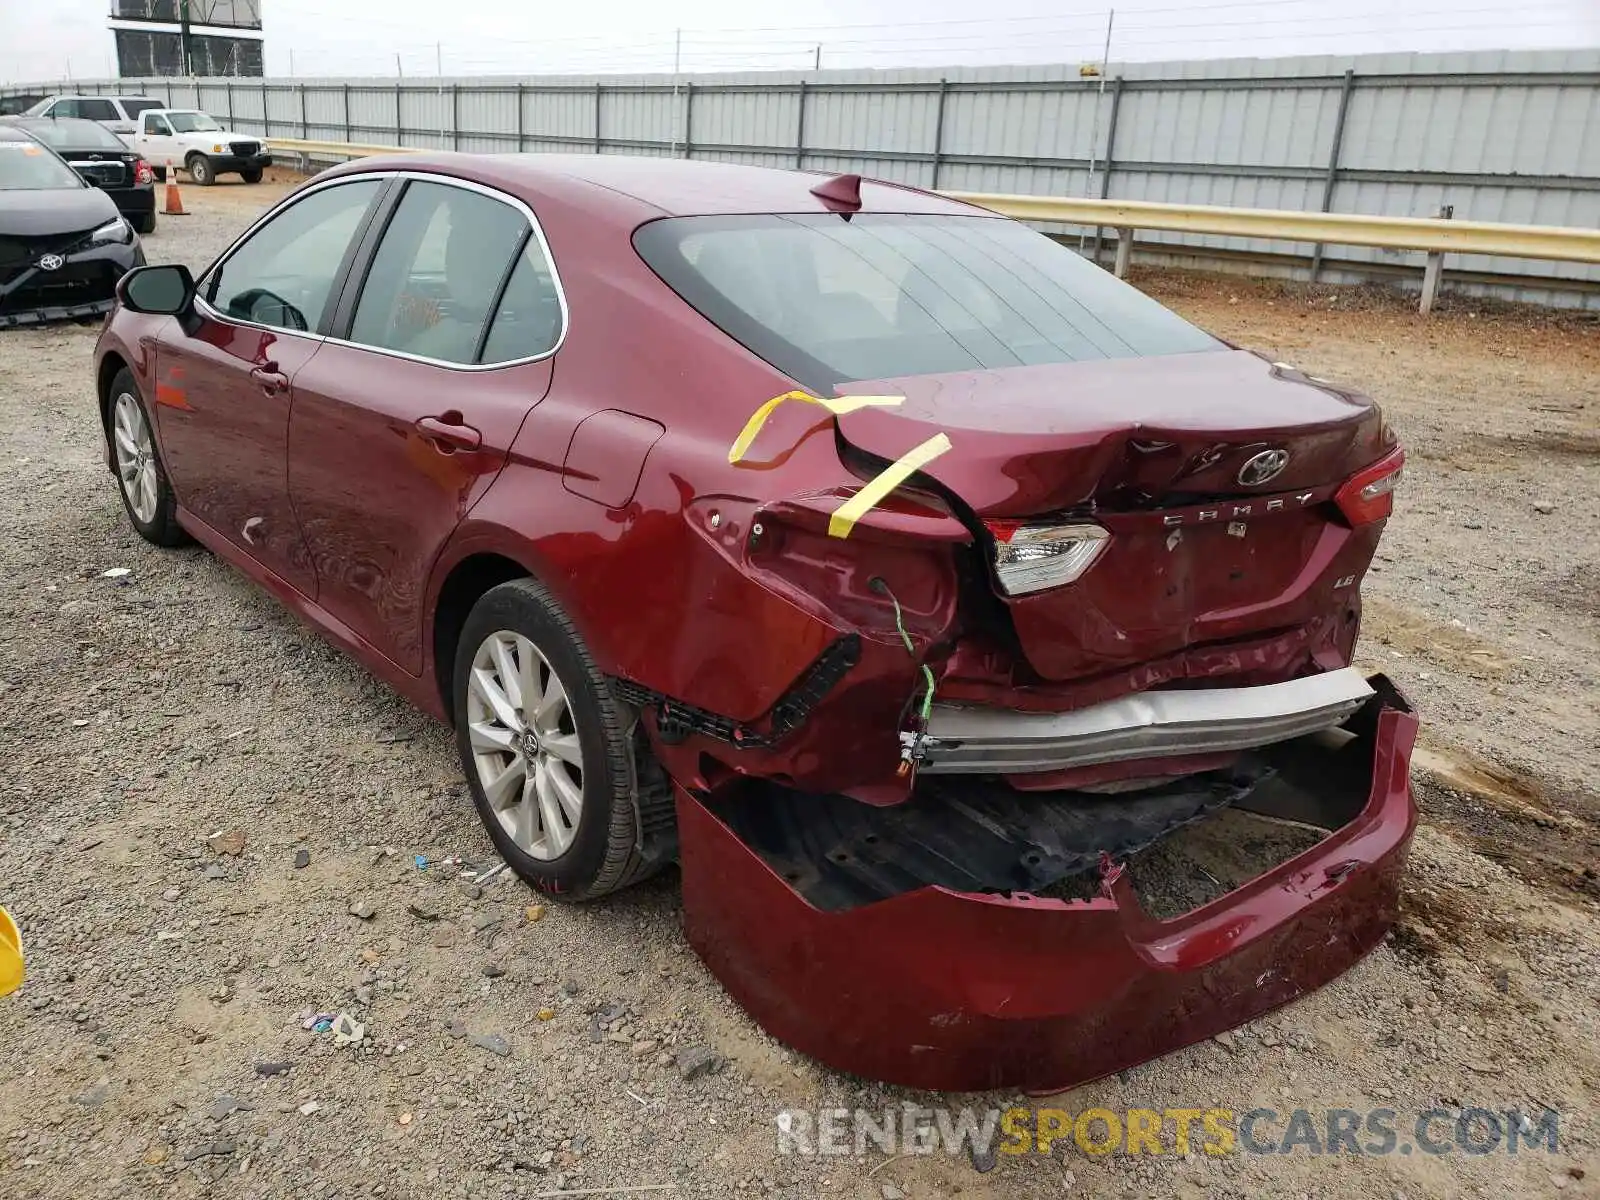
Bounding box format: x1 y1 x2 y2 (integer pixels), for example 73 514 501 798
109 0 264 78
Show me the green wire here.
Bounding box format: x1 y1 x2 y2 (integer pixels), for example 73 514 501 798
882 582 937 725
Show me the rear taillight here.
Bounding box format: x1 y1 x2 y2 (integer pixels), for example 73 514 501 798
133 158 154 186
1335 448 1405 526
985 520 1109 595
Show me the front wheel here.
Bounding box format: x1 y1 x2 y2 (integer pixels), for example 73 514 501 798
107 370 186 546
186 154 214 186
453 578 662 900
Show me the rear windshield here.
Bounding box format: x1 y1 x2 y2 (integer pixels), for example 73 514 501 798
120 99 165 118
0 140 83 191
634 212 1220 393
26 120 128 151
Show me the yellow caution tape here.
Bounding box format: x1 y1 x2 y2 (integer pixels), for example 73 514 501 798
727 390 904 465
828 432 953 539
0 907 23 998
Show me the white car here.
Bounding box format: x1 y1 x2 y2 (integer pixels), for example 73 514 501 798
24 94 165 138
130 108 271 186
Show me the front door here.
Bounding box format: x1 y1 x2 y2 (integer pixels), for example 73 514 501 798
288 177 566 672
155 176 386 594
139 111 179 170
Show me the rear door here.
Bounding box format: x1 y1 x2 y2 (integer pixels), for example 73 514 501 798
156 176 388 593
287 175 564 673
72 97 128 137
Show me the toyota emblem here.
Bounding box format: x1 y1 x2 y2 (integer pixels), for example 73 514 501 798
1237 448 1290 487
36 254 65 272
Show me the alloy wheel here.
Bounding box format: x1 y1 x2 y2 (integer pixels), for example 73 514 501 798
466 630 585 860
112 392 159 524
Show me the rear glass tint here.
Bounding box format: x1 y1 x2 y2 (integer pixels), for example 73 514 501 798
120 99 165 118
634 213 1220 393
27 120 128 150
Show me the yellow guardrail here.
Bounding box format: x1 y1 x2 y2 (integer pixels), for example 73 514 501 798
264 137 1600 314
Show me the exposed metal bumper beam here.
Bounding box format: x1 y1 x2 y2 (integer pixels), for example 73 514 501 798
914 668 1376 775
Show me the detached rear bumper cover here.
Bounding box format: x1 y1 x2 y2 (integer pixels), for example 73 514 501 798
915 666 1375 774
678 677 1417 1093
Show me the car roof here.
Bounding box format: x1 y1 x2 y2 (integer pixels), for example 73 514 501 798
44 94 158 101
340 152 982 221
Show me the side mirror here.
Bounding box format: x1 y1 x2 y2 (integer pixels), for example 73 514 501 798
119 263 195 316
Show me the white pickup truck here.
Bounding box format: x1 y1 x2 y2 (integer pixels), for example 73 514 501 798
129 108 272 186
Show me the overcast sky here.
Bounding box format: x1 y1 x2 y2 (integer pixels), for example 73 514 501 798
3 0 1597 84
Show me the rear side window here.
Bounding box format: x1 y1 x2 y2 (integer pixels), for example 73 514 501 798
348 180 542 366
120 99 164 118
76 99 119 122
633 213 1221 393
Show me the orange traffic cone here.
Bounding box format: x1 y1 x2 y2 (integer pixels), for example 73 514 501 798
162 162 187 216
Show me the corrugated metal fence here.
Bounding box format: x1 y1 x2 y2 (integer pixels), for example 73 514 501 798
11 48 1600 307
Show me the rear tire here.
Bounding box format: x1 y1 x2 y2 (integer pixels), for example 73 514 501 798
452 578 663 900
107 369 186 547
152 166 167 183
135 211 156 235
240 168 263 184
186 154 214 186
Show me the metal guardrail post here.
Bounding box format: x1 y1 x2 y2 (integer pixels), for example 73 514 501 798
683 82 694 159
930 78 949 190
796 80 808 169
1419 204 1453 315
1090 76 1126 265
1311 69 1357 282
1114 228 1134 277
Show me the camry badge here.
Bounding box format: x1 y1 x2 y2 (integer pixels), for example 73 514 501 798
1238 448 1290 487
36 254 65 271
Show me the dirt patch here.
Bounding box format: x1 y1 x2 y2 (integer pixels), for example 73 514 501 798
1128 808 1327 919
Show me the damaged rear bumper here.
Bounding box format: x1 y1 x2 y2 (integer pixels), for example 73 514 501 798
914 666 1375 774
678 675 1417 1093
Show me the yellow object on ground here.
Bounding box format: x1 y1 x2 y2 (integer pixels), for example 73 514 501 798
828 432 954 539
0 907 23 997
727 390 903 465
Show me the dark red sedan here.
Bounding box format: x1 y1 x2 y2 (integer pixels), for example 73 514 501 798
95 154 1417 1091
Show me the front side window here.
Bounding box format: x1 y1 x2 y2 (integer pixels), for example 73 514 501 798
143 113 172 135
634 213 1222 393
77 99 119 122
205 180 381 333
168 112 222 133
0 140 84 191
348 180 531 365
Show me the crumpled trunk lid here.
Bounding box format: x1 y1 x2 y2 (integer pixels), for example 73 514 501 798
832 350 1395 682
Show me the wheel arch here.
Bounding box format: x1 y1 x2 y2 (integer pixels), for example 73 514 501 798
96 350 132 466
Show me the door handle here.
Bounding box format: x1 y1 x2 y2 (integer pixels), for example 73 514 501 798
249 361 289 395
416 414 483 452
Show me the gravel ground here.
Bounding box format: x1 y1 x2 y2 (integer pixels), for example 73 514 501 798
0 180 1596 1200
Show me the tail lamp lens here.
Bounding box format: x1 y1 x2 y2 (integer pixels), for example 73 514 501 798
986 521 1109 595
134 159 154 186
1335 449 1405 525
